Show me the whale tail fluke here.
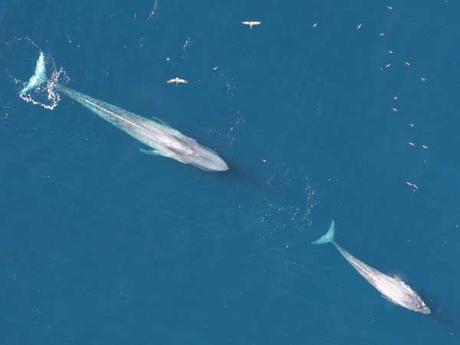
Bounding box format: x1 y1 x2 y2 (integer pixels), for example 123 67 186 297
312 220 336 245
20 51 47 94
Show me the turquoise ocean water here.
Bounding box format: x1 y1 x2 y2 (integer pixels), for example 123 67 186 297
1 1 460 344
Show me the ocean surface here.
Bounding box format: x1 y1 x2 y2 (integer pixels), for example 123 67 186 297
1 1 460 344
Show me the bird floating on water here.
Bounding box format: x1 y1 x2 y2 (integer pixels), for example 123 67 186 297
166 77 188 85
241 20 261 29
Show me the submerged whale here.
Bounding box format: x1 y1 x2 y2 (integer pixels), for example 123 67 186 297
20 52 229 172
312 221 431 314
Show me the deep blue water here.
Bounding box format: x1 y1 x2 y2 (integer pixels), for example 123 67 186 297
1 0 460 344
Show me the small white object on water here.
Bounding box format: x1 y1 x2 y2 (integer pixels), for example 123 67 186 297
392 107 398 112
312 22 318 28
385 63 392 68
241 21 261 29
420 76 426 82
262 159 267 163
379 32 385 36
356 23 362 30
182 37 192 50
166 77 188 85
409 123 415 128
421 144 428 149
409 142 415 147
405 181 418 192
213 66 218 71
405 61 411 66
393 95 398 101
388 49 394 54
387 5 393 10
166 57 171 62
148 0 159 20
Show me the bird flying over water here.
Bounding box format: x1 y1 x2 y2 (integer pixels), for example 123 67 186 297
241 20 261 29
166 77 188 85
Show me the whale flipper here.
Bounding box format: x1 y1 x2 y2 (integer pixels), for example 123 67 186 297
312 220 336 245
139 148 160 156
20 51 47 94
140 147 186 164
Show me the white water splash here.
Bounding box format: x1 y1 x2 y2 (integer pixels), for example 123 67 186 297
19 59 67 110
147 0 159 20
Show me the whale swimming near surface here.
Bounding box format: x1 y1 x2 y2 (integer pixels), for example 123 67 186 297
312 221 431 314
20 52 229 172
